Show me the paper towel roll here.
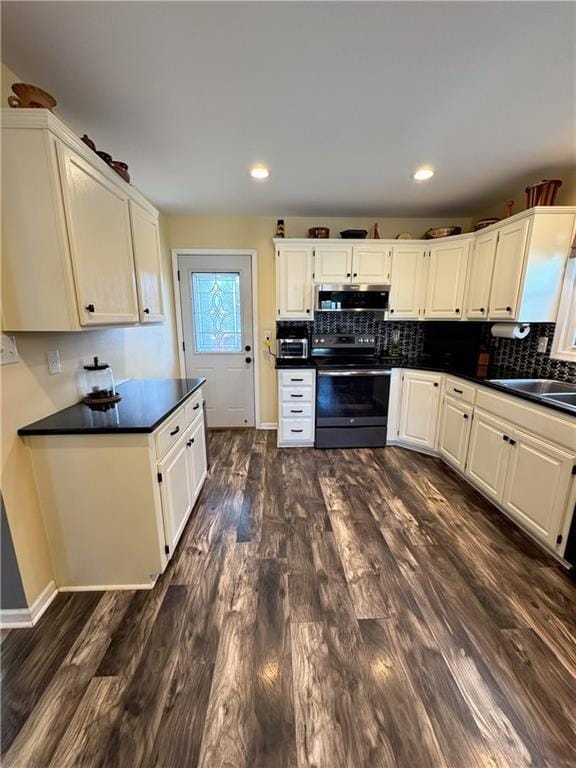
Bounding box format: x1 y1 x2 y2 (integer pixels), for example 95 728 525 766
491 323 531 340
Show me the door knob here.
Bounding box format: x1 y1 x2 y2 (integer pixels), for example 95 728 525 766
245 345 251 352
85 304 95 313
245 357 252 363
143 308 150 314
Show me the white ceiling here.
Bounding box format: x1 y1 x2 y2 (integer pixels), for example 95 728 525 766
3 1 575 216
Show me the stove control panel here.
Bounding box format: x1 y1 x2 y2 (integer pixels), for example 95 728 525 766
312 334 375 348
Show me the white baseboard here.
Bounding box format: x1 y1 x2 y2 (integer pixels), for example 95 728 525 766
258 422 277 430
59 583 154 592
0 580 58 629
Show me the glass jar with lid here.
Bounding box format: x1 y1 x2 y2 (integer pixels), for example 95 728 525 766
80 357 121 409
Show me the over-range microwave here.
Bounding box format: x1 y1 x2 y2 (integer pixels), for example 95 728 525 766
314 284 390 314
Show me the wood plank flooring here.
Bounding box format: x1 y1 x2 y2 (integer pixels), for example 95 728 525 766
2 429 576 767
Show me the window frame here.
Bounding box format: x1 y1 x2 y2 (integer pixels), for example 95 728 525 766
551 255 576 362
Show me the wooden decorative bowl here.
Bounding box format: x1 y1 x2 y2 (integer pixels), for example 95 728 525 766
8 83 57 110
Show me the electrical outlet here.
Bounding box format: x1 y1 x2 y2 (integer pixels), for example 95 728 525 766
537 336 549 354
0 334 19 365
47 349 62 375
264 330 272 343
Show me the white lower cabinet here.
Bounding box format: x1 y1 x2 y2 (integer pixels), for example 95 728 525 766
465 409 511 501
398 371 442 450
501 429 574 548
25 389 207 590
158 436 193 553
395 372 576 558
438 395 473 471
277 369 316 447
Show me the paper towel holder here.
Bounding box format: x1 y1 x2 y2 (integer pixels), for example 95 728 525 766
490 323 531 340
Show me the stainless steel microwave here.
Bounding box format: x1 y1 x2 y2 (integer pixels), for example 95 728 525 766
276 337 309 359
315 284 390 314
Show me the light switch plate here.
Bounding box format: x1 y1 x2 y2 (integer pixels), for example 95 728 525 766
537 336 549 354
47 349 62 375
0 334 19 365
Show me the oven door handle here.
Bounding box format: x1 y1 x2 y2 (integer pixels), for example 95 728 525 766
317 370 392 377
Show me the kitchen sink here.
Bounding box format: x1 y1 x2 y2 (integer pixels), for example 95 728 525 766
489 378 576 395
540 392 576 408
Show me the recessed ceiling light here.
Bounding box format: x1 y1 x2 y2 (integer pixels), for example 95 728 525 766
250 165 270 180
413 167 434 181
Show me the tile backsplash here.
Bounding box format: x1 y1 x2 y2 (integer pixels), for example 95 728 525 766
278 314 424 359
490 323 576 382
277 316 576 382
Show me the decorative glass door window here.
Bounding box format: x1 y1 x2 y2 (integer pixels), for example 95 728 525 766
191 272 242 353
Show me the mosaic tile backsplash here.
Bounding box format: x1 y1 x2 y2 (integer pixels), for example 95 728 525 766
277 316 576 382
490 323 576 383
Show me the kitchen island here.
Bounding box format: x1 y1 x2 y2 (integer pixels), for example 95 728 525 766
19 379 207 591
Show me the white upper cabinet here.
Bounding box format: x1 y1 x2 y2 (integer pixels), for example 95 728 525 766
465 230 497 319
276 245 314 320
129 201 164 323
351 245 391 283
398 370 442 449
1 109 161 331
313 244 353 283
488 218 529 320
58 144 139 326
424 239 471 319
389 245 427 319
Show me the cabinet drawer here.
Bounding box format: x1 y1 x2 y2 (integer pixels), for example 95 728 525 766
185 388 203 425
155 406 186 459
280 419 314 442
445 377 476 405
280 386 314 403
281 402 313 419
279 370 315 387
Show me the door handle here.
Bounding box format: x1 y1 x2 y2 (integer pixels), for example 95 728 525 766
245 357 252 364
245 345 251 352
85 304 95 313
453 388 464 394
143 308 150 314
170 425 180 436
291 429 304 433
193 403 200 410
290 393 304 398
290 409 303 413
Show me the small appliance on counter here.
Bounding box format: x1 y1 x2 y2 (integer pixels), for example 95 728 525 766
79 356 121 410
276 325 309 359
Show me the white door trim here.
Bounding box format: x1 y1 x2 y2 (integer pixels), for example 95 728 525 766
171 249 261 429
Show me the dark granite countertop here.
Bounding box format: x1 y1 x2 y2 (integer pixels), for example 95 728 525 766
276 358 576 417
274 359 316 368
19 378 206 436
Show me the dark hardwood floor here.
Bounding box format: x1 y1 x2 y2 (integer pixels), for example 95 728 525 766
2 429 576 767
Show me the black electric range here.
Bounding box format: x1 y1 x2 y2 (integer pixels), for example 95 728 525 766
311 334 392 448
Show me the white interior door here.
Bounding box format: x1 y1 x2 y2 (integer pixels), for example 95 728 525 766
178 253 255 428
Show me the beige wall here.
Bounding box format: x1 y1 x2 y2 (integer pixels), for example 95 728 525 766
166 214 473 426
1 215 180 605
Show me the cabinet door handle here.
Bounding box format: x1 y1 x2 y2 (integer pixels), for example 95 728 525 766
509 438 516 446
85 304 95 313
290 394 304 398
433 382 439 387
390 308 395 314
170 425 180 436
453 388 464 394
455 308 460 314
291 378 304 382
306 309 311 314
480 307 485 313
291 429 304 433
503 435 509 442
463 414 469 420
193 403 200 410
143 308 150 314
346 272 351 277
353 272 358 278
186 439 192 447
290 409 303 413
506 306 512 312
